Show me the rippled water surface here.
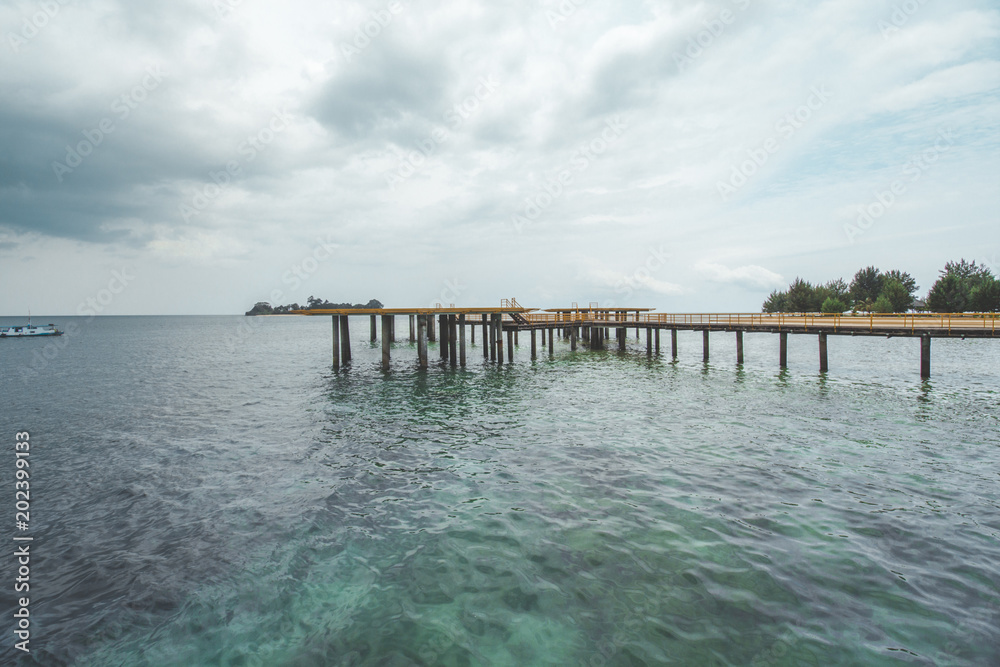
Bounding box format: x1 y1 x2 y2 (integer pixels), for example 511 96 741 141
1 315 999 666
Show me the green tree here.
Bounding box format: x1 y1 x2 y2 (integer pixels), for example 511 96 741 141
850 266 884 306
925 259 994 312
926 274 968 312
872 295 894 313
969 276 1000 312
825 278 852 305
880 278 913 312
883 269 918 297
762 289 789 313
821 297 847 314
786 278 821 312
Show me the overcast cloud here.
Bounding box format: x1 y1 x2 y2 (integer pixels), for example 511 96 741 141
1 0 998 314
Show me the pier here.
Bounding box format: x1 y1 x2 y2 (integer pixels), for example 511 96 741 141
297 301 999 378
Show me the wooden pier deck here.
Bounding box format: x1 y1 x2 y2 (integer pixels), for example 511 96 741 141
295 301 998 378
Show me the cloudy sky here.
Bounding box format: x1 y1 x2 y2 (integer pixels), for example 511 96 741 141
1 0 998 315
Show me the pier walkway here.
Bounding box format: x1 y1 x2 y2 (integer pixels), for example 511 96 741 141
296 300 998 378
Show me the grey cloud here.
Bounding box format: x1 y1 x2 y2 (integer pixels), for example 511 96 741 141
311 44 451 140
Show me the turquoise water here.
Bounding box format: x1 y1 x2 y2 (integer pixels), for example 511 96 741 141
1 316 998 665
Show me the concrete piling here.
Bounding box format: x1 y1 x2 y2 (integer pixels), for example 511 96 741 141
921 335 931 378
381 315 391 370
495 316 504 364
482 315 489 359
449 314 458 367
459 314 467 367
671 329 678 359
703 330 710 362
340 315 351 362
439 315 448 359
417 315 428 369
489 316 497 361
819 333 829 373
736 331 744 366
332 316 341 368
779 332 788 369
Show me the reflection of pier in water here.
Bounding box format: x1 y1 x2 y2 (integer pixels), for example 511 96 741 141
297 299 999 378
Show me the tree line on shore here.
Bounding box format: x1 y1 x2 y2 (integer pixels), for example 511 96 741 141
763 260 1000 313
245 297 384 316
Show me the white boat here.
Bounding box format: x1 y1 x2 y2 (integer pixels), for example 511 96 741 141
0 319 63 338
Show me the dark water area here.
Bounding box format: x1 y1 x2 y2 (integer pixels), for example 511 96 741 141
1 315 998 665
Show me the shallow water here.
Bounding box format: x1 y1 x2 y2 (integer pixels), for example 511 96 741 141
1 315 998 665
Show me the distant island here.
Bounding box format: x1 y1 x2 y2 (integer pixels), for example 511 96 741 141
245 297 384 316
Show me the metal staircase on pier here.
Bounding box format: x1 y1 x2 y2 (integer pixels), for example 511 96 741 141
500 298 531 325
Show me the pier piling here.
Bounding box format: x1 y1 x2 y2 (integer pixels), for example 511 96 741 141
703 330 710 362
548 328 554 356
507 329 514 363
340 315 351 362
779 332 788 369
482 315 489 359
449 315 458 367
370 315 377 342
439 315 448 359
409 315 415 342
655 328 660 355
921 335 931 378
495 316 504 364
736 331 744 365
332 316 341 368
459 314 467 367
489 316 497 361
381 315 391 370
417 315 428 368
819 333 829 373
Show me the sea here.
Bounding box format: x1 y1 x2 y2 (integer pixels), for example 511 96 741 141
1 315 998 666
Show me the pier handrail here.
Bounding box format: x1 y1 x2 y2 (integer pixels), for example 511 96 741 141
518 311 997 332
